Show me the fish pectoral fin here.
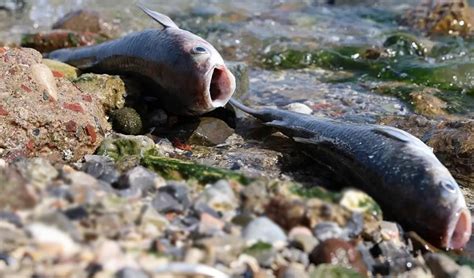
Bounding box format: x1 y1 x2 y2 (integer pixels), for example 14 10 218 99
137 2 180 29
372 125 431 149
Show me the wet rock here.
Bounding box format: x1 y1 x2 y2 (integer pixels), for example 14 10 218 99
0 48 109 163
151 183 190 214
187 117 234 146
73 73 126 113
243 217 287 247
21 30 107 53
380 221 402 244
195 180 238 215
371 241 417 275
111 107 143 135
379 116 474 187
52 9 118 39
27 223 79 258
313 221 348 241
227 61 249 99
284 102 313 115
402 0 474 37
43 58 79 80
0 167 38 210
82 155 120 185
309 238 368 276
424 253 474 278
409 89 447 117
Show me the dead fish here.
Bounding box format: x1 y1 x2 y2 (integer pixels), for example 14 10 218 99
48 5 236 115
229 98 472 249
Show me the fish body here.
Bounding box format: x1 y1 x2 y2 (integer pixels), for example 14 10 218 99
48 5 236 115
230 99 472 249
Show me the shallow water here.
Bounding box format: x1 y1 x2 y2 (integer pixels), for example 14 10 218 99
2 0 474 118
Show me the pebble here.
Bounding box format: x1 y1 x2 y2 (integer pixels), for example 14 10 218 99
152 183 190 214
82 155 120 185
313 221 348 241
309 238 368 276
115 267 149 278
195 180 238 216
277 263 309 278
116 166 160 196
30 63 58 101
27 223 79 258
243 217 287 247
15 157 58 188
284 102 313 114
288 227 318 253
187 117 235 146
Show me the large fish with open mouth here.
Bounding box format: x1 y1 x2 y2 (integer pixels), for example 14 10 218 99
230 98 472 249
48 5 236 115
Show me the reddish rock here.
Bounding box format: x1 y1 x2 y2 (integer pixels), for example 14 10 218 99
0 48 110 163
52 70 64 78
82 95 93 102
21 30 107 53
21 84 32 93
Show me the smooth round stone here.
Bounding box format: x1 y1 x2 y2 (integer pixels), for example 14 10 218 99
196 180 238 213
243 217 287 247
115 267 149 278
284 103 313 115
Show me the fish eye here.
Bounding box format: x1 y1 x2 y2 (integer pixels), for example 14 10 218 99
191 46 208 54
440 181 457 193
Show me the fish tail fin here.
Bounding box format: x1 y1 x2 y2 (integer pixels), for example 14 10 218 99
229 98 282 123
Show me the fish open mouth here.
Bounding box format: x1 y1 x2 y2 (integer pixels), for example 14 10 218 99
208 65 235 108
447 208 472 249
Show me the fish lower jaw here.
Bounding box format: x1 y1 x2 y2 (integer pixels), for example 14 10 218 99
445 208 472 250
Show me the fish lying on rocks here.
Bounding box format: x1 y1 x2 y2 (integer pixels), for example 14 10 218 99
48 5 236 115
229 98 472 249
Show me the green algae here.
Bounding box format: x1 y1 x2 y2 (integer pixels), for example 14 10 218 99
97 135 251 185
142 150 251 185
309 264 364 278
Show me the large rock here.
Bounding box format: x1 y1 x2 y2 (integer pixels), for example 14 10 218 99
0 47 110 163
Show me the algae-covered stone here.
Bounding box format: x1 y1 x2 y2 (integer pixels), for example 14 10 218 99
73 73 126 113
43 59 80 80
96 134 156 161
111 107 143 135
383 33 426 57
339 189 382 219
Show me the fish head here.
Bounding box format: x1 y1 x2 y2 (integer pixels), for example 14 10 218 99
158 27 236 115
427 165 472 250
138 5 236 115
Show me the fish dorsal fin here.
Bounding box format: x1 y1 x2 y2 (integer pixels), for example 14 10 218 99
137 3 179 29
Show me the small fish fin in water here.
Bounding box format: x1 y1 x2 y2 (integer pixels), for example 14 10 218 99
137 2 180 29
372 125 433 151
